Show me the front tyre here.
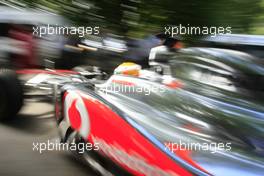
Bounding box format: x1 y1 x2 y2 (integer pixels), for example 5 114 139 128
0 69 23 120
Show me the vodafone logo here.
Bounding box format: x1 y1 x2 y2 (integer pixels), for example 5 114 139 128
64 91 90 139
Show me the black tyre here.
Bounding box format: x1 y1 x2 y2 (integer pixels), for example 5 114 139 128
0 69 24 120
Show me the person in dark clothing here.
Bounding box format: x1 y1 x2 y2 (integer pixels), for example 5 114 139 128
124 35 163 68
124 34 183 68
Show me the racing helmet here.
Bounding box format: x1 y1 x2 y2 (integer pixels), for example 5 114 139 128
114 62 142 77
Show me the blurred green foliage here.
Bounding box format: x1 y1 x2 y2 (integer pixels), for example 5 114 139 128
3 0 264 37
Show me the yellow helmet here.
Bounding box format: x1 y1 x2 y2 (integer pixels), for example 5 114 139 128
114 62 142 77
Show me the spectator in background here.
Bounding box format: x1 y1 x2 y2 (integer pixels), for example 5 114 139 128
124 34 162 68
149 34 183 61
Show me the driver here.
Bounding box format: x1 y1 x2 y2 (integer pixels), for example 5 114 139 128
114 62 142 77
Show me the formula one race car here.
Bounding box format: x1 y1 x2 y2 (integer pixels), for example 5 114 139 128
1 47 264 176
54 48 263 176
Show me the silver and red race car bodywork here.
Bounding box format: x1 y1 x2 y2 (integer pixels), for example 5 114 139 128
56 76 206 176
55 72 264 176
